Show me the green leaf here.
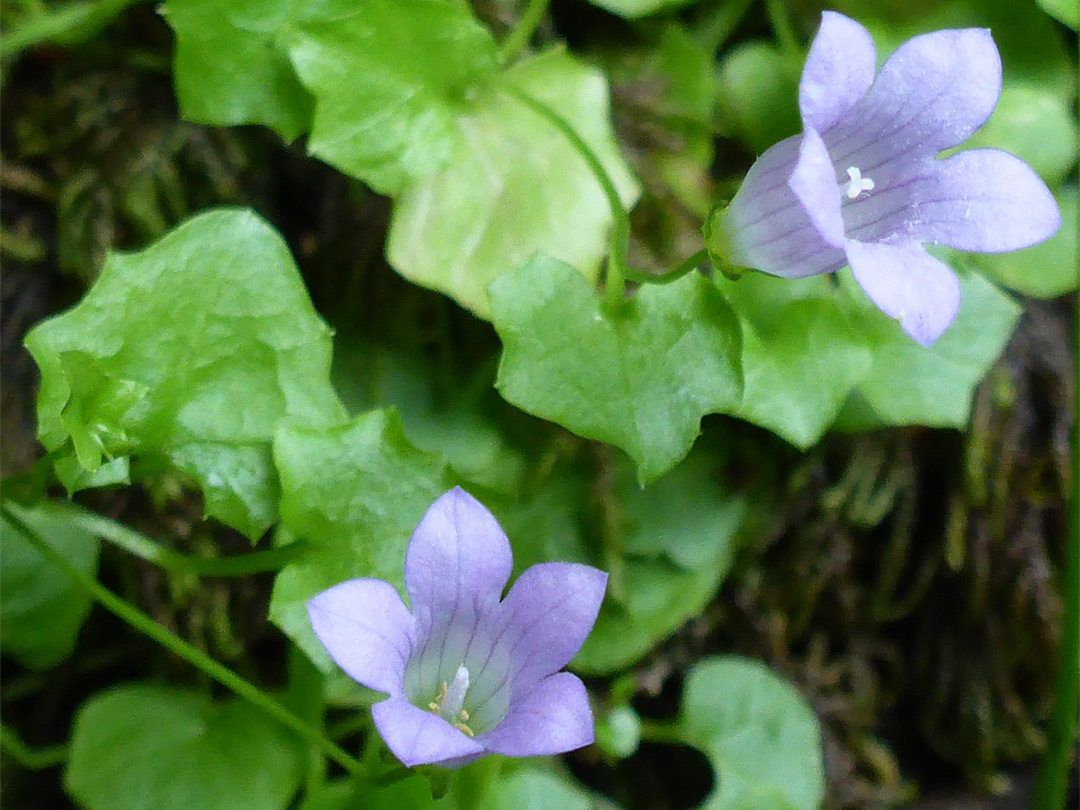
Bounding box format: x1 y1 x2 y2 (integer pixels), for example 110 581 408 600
24 209 346 540
269 410 449 670
575 449 743 674
574 555 728 674
619 445 745 570
677 657 825 810
288 0 498 195
714 42 801 155
477 768 596 810
65 684 304 810
1037 0 1078 29
963 82 1078 187
0 502 99 670
162 0 313 141
387 49 638 319
835 270 1021 430
713 273 872 449
490 255 742 484
583 0 697 21
969 186 1078 298
331 339 526 495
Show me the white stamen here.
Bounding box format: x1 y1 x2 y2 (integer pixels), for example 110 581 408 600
842 166 875 200
441 665 470 719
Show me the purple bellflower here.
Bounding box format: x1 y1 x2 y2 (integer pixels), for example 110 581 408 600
307 487 607 768
711 11 1060 346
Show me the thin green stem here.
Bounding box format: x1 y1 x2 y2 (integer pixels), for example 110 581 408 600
1031 404 1080 807
763 0 800 59
694 0 757 54
0 0 138 61
497 0 551 66
9 500 306 577
637 719 682 745
623 249 709 287
498 83 632 309
0 504 365 778
0 725 68 770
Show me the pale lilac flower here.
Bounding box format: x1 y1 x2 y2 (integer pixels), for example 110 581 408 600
712 12 1060 346
308 487 607 768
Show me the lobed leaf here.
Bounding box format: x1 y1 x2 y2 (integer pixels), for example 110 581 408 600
25 209 346 540
715 273 872 449
490 255 742 484
288 0 499 195
162 0 313 141
0 502 100 670
678 657 825 810
269 410 450 670
835 270 1021 430
387 49 638 320
65 684 304 810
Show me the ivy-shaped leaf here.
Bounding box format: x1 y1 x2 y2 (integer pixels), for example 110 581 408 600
65 684 304 810
0 502 100 670
25 209 346 540
490 255 742 484
574 449 744 673
835 270 1021 430
287 0 499 195
714 273 872 449
162 0 313 141
331 338 527 496
387 49 639 319
269 410 450 669
677 657 825 810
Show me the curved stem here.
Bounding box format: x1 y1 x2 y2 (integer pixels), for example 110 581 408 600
12 500 306 577
497 0 551 66
0 0 138 61
0 725 68 770
498 83 632 309
693 0 756 54
0 504 365 778
1031 420 1079 809
637 719 682 745
763 0 800 59
623 249 709 287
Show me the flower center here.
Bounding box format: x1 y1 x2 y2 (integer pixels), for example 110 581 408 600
842 166 875 200
427 664 475 737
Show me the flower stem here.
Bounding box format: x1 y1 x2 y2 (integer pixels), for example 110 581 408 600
1031 420 1080 810
0 503 365 778
637 719 682 744
8 499 306 577
693 0 757 53
498 83 632 310
497 0 551 66
763 0 800 59
0 724 68 770
623 249 709 286
0 0 138 61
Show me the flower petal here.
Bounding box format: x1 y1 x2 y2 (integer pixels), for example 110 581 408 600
826 28 1001 171
307 579 413 695
799 12 876 134
892 149 1058 252
715 135 847 279
372 697 486 768
845 240 961 346
789 127 846 248
405 488 512 620
495 562 607 698
477 672 594 757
